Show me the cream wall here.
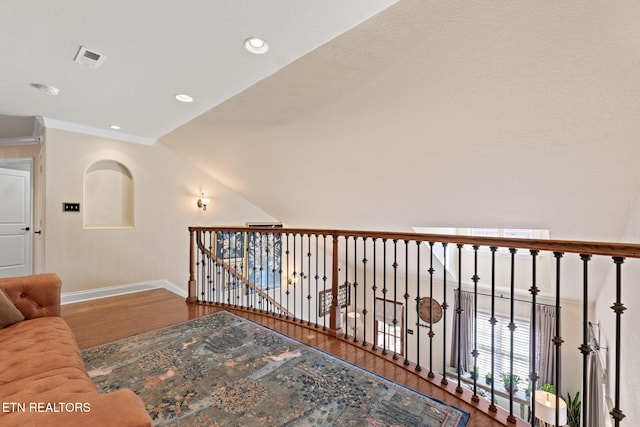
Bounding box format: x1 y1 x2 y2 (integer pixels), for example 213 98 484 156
43 128 276 293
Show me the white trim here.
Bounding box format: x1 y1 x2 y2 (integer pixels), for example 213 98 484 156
43 117 156 146
61 279 187 305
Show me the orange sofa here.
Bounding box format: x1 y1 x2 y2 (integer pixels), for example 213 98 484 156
0 274 152 427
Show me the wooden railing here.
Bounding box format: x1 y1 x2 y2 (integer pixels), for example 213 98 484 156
187 226 638 426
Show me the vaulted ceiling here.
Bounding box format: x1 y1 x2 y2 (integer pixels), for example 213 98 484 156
161 1 640 245
3 1 640 246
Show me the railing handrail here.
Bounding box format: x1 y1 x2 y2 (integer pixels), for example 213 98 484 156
188 225 629 426
189 226 640 258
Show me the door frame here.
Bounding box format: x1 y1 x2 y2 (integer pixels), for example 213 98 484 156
0 157 34 276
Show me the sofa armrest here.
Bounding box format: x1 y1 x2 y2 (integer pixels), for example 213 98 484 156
0 274 61 319
0 389 153 427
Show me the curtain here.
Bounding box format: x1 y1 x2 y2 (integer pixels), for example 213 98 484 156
585 327 605 427
449 290 474 371
530 305 556 386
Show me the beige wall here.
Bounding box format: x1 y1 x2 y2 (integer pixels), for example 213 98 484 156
43 128 276 293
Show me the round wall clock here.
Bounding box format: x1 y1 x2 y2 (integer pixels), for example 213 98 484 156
418 297 442 324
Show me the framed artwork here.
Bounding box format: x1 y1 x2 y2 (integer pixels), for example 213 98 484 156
246 223 283 290
215 231 245 265
318 283 351 317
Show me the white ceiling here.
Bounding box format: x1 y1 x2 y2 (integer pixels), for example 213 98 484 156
3 1 640 298
0 0 397 143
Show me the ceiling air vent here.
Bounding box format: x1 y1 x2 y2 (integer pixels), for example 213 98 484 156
74 46 106 69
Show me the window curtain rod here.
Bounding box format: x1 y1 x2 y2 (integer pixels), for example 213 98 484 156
458 289 556 308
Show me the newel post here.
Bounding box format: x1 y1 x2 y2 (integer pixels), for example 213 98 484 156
329 233 341 337
186 228 198 303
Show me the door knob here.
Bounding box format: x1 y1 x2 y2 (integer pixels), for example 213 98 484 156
21 227 30 231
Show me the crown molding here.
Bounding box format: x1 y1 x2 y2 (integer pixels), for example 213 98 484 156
43 117 156 146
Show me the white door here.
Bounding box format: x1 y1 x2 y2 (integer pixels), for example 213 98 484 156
0 167 32 278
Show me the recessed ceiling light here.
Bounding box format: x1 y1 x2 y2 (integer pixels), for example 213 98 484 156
244 37 269 54
30 83 60 96
109 124 121 130
175 93 194 103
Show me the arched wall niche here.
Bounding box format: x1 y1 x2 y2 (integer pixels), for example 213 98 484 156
84 160 134 228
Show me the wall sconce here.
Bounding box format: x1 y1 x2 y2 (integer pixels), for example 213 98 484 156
197 193 210 211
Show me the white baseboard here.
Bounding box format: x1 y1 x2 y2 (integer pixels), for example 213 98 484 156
61 279 187 305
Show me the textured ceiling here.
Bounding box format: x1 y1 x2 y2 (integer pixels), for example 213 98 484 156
161 1 640 244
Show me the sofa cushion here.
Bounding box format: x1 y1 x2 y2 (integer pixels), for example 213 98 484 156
0 288 24 328
0 317 88 386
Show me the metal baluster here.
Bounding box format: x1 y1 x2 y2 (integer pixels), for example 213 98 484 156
265 233 270 313
307 234 312 326
507 248 517 425
455 244 463 394
300 234 305 323
415 241 421 372
279 232 284 317
428 241 435 379
579 254 592 427
392 239 399 361
353 237 359 342
471 245 480 402
314 234 319 327
206 231 212 303
197 231 203 302
362 238 369 346
611 257 626 426
529 249 540 423
372 238 378 351
322 234 327 330
441 242 449 386
382 238 388 355
553 251 564 424
285 233 291 320
403 240 410 365
489 246 497 413
344 236 350 339
254 232 259 310
293 234 297 321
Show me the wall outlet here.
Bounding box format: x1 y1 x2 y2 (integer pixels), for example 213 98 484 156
63 202 80 212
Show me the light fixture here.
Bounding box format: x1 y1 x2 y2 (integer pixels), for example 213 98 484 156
175 93 194 103
197 193 210 211
533 390 567 427
244 37 269 54
31 83 60 96
109 124 121 130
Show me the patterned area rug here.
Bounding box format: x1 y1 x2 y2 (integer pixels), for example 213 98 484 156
82 311 469 426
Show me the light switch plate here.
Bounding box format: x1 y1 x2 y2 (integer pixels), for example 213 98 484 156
63 202 80 212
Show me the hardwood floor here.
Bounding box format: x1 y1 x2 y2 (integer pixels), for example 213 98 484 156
62 289 527 427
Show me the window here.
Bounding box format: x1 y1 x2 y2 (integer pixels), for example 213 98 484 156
467 228 547 255
376 320 403 355
374 298 404 355
475 310 530 384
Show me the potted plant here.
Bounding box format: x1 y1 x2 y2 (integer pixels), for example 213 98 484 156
485 372 493 385
566 391 581 427
540 383 555 393
500 372 521 393
469 365 479 380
